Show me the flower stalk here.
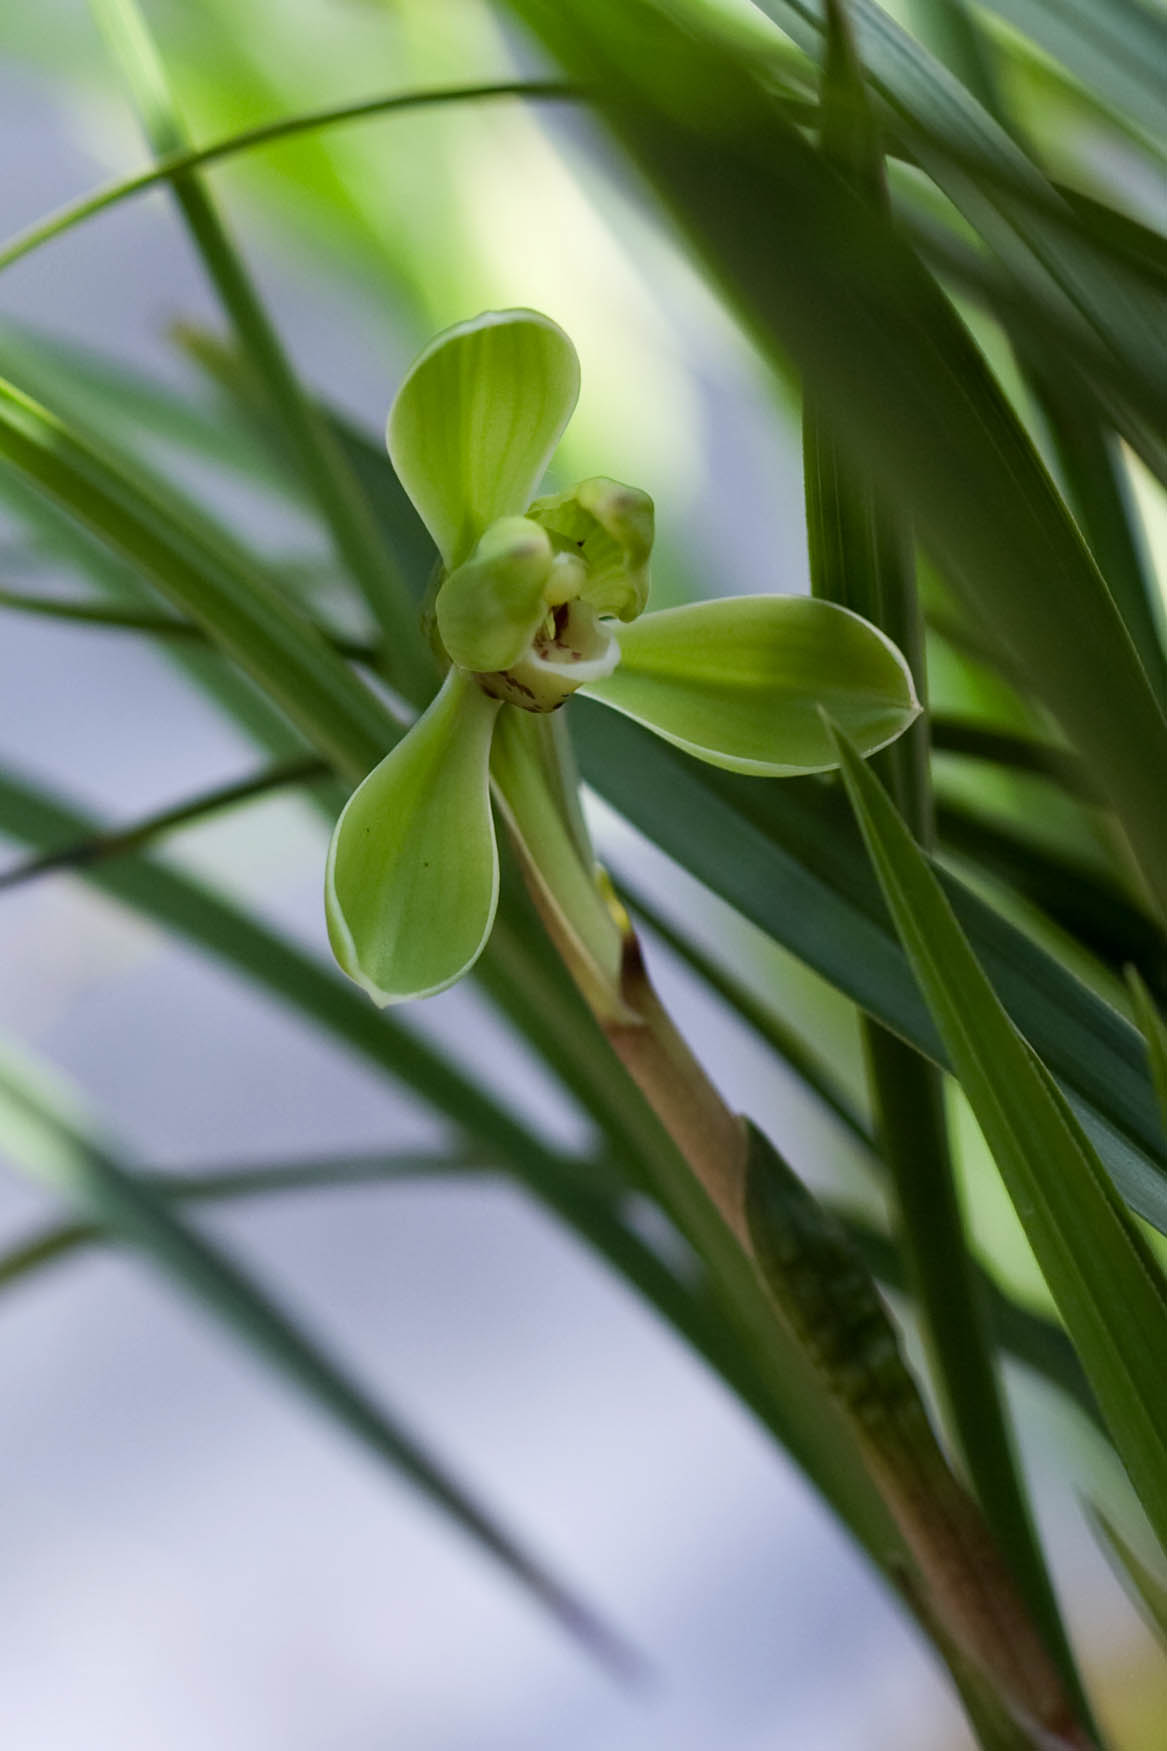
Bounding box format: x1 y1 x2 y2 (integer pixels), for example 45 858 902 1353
315 305 1090 1745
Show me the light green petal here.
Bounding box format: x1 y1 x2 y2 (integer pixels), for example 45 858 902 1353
436 516 554 673
325 671 501 1004
582 596 920 776
387 310 581 568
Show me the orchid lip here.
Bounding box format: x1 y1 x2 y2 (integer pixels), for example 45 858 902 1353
528 600 620 683
473 601 621 712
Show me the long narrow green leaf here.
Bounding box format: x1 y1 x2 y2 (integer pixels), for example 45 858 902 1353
0 764 573 1194
0 82 573 278
0 1047 636 1673
88 0 427 699
507 0 1167 922
0 586 380 668
975 0 1167 136
575 700 1167 1231
807 9 1079 1705
904 0 1167 715
1127 969 1167 1135
1035 369 1167 711
931 719 1093 801
842 1210 1103 1439
897 211 1167 488
0 757 330 895
0 460 354 829
828 720 1167 1553
753 0 1167 400
0 1146 1106 1448
939 804 1167 1003
0 1149 484 1295
0 377 391 780
0 323 287 490
1088 1507 1167 1646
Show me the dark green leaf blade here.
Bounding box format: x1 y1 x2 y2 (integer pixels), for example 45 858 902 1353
1127 968 1167 1135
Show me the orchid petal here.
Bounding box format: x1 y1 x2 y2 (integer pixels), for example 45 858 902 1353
325 671 501 1004
582 596 920 775
387 309 581 568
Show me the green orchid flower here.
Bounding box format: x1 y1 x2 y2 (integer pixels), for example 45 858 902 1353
326 309 920 1007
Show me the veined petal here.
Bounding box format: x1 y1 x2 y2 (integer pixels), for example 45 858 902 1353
325 671 502 1004
387 310 581 568
581 596 920 775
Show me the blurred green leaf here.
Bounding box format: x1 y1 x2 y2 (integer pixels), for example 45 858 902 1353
1088 1505 1167 1646
0 757 329 896
506 0 1167 920
938 802 1167 1003
0 324 286 491
0 1140 1108 1454
802 8 1082 1708
1127 968 1167 1135
0 762 566 1190
931 719 1093 801
0 1043 637 1673
0 1148 483 1296
90 0 429 698
976 0 1167 136
0 376 392 780
0 82 573 278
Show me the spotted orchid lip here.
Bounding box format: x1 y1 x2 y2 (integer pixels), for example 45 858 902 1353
474 603 621 713
527 601 621 683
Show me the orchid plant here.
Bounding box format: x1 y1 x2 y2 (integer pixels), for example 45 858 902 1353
324 309 920 1010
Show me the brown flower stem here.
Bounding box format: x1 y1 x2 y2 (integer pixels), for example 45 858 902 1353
508 808 1089 1747
745 1118 1092 1751
604 932 751 1250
